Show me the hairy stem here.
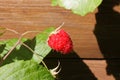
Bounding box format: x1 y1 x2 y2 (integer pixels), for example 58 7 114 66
0 28 40 64
6 28 20 35
55 22 64 31
21 31 40 36
21 42 36 54
41 60 49 70
21 42 49 70
0 36 22 64
1 28 48 69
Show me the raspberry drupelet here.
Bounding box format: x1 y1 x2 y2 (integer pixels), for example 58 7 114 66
48 29 73 54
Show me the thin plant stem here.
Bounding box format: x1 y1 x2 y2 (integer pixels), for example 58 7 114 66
0 36 22 64
0 28 40 64
21 31 40 36
1 28 48 69
55 22 65 31
21 42 49 70
6 28 40 36
41 61 49 70
21 42 36 54
6 28 20 35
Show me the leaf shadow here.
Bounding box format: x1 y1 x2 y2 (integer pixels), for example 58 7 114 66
0 44 6 55
94 0 120 80
44 51 98 80
0 38 36 66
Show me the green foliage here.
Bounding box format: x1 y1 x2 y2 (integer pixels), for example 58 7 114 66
0 60 54 80
0 27 55 65
51 0 102 16
32 27 55 63
0 38 33 65
0 38 27 58
0 27 55 80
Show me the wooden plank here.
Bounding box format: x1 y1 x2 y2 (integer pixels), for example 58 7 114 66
0 0 120 58
84 60 120 80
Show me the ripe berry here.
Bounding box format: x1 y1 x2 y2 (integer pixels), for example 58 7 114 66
48 29 73 54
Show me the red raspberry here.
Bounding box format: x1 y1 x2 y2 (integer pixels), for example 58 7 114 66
48 29 73 54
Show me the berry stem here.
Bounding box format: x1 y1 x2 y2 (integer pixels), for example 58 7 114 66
21 40 49 70
21 31 40 36
55 22 65 31
0 28 49 70
41 60 49 70
21 42 37 55
0 36 22 64
6 28 20 35
0 28 40 64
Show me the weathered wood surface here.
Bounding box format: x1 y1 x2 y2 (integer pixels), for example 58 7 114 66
83 60 120 80
0 0 120 59
0 0 120 80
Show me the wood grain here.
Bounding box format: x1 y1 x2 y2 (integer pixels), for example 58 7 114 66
0 0 120 58
0 0 120 80
84 60 120 80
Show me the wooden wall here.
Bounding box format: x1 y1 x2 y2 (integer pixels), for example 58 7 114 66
0 0 120 80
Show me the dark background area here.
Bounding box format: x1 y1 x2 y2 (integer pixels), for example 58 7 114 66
94 0 120 80
45 51 97 80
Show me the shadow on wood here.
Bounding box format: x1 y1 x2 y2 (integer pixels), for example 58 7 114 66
94 0 120 80
45 51 97 80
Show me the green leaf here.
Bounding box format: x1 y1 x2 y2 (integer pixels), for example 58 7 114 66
0 60 55 80
32 27 55 63
0 38 33 65
51 0 58 6
0 38 25 58
51 0 102 16
0 27 55 65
